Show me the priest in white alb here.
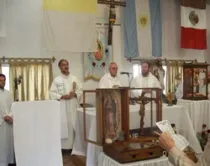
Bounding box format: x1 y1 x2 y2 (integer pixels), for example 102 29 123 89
49 59 82 152
99 62 121 88
131 62 161 97
0 74 14 166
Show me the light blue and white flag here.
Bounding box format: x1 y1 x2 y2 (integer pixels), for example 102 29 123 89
123 0 162 58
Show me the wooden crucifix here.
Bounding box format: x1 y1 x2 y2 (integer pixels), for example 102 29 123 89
98 0 126 45
134 95 151 136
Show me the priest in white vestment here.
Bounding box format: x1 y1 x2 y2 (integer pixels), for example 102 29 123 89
131 62 161 97
99 62 121 88
0 74 14 166
49 59 82 150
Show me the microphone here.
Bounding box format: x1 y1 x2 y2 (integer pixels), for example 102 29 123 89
120 72 132 75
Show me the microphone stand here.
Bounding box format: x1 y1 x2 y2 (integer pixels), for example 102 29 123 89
128 74 133 88
124 73 135 105
14 76 22 101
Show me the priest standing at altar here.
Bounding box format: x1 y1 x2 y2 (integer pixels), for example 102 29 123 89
49 59 82 152
99 62 121 88
131 62 161 97
0 74 14 166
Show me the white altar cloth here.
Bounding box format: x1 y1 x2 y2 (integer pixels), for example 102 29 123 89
60 100 68 139
72 104 202 166
12 100 63 166
178 99 210 132
98 152 172 166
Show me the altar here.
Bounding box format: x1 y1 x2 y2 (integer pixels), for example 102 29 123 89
72 104 202 166
12 100 63 166
98 152 172 166
178 99 210 132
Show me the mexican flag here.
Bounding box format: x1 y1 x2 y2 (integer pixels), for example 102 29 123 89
181 0 207 49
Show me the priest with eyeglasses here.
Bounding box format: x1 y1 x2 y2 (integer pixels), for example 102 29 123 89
99 62 121 88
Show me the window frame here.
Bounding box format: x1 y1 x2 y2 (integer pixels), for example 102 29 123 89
1 64 10 90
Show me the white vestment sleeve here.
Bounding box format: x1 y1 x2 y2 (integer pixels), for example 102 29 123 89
153 76 161 89
99 76 105 88
168 147 196 166
130 77 142 97
49 81 62 100
7 93 13 117
75 77 83 102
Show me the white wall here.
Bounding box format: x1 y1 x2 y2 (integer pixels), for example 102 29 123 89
0 0 210 93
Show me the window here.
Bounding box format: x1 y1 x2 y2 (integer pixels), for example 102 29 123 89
1 64 10 90
133 64 167 94
133 64 141 78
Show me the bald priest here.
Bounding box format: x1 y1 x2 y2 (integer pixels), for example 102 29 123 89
99 62 121 88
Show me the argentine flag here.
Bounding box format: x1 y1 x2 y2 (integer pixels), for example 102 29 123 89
123 0 162 58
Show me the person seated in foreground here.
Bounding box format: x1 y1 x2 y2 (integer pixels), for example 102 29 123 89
159 132 210 166
174 74 183 99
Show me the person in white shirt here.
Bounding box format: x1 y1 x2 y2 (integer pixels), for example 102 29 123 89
0 74 14 166
131 62 161 97
99 62 121 88
49 59 82 152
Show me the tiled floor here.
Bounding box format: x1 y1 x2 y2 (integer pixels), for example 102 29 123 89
9 155 86 166
63 156 76 166
63 155 86 166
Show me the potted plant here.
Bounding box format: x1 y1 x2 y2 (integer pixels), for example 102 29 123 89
197 124 210 151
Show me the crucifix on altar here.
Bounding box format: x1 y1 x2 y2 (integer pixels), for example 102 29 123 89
98 0 126 46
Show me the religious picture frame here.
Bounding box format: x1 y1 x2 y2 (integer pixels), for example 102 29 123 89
83 88 164 163
102 90 122 141
182 61 209 100
83 25 113 81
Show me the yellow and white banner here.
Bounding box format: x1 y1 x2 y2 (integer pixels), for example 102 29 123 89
43 0 97 52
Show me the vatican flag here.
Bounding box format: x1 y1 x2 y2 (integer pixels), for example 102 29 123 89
43 0 97 52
